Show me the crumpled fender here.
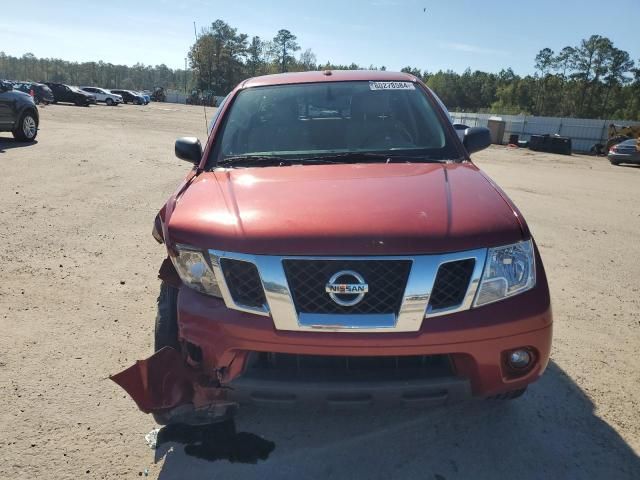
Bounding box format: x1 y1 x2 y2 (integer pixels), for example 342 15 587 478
110 347 195 413
110 347 236 423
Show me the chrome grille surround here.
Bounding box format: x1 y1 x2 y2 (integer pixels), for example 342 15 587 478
208 249 487 333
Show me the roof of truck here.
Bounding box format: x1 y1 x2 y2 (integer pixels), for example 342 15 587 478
242 70 417 88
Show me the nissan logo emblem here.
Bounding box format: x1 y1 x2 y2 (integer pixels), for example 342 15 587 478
325 270 369 307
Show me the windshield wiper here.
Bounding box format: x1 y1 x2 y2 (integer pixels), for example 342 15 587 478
217 155 297 168
299 152 447 163
217 154 368 168
216 152 448 168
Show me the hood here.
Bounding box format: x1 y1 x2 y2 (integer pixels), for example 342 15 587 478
167 163 525 255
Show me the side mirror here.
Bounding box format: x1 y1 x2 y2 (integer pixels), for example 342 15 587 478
463 127 492 154
175 137 202 164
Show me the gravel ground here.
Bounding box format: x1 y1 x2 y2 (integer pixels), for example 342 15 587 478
1 103 639 479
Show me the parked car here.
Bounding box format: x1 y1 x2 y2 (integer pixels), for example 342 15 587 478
110 89 145 105
44 83 96 106
111 70 552 426
608 138 640 165
80 86 122 106
12 82 55 105
0 80 39 141
135 91 150 104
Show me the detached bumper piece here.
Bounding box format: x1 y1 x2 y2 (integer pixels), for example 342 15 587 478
227 352 471 408
110 347 236 425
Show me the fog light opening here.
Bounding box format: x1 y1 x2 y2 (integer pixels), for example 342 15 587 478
503 347 536 377
508 349 532 369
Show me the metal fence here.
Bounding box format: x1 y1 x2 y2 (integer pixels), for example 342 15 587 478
164 91 188 104
163 91 226 106
450 112 640 152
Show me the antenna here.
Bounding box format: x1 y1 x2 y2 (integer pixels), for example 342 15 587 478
192 21 208 136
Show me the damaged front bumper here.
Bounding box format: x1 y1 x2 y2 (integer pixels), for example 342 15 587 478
111 280 552 422
110 347 236 425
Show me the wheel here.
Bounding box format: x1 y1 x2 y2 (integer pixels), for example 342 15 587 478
106 98 114 106
12 111 38 141
609 160 620 166
152 282 180 425
155 282 179 351
74 98 82 106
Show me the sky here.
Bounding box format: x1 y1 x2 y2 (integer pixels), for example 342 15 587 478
1 0 639 75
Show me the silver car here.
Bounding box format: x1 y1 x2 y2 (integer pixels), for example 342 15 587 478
608 139 640 166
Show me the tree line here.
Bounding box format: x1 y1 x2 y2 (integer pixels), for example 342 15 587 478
1 22 638 120
0 51 190 92
406 35 639 120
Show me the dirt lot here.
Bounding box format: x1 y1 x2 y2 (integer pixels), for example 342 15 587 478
1 103 639 479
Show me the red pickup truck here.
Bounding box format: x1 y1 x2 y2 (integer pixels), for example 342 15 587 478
112 70 552 425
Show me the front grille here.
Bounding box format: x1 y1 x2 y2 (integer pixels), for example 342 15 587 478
429 259 475 310
220 258 266 308
245 352 454 381
282 259 412 314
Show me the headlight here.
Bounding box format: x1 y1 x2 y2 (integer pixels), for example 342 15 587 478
171 244 222 297
474 240 536 307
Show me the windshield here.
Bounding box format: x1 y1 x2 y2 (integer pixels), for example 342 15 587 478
211 81 458 167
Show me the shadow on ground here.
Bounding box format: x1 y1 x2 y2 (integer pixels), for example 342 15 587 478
153 362 639 479
0 137 37 153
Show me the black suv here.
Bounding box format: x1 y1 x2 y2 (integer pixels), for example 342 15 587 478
110 89 145 105
0 81 39 141
13 82 55 105
44 82 96 106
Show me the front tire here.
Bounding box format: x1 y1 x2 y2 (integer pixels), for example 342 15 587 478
153 282 180 426
155 282 179 351
106 98 114 106
12 111 38 142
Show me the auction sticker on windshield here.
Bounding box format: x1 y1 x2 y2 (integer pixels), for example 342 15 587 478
369 81 415 91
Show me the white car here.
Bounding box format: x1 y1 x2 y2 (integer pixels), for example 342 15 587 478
80 87 123 106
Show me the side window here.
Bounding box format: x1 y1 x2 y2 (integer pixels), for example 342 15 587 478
207 94 229 136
